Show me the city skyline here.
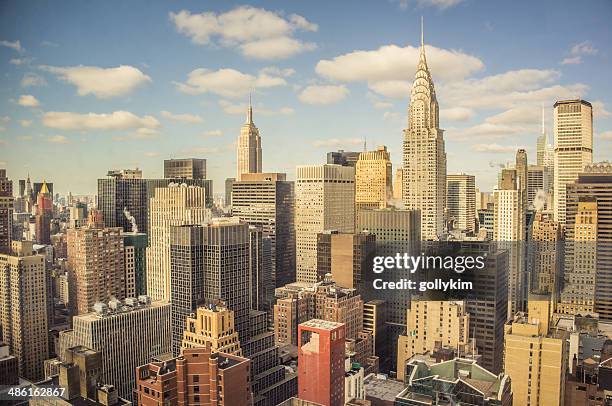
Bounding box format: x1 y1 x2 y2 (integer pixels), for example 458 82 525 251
1 0 611 195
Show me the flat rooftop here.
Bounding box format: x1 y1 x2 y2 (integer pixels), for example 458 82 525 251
300 319 344 331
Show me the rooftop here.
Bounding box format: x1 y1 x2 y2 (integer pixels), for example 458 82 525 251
363 374 405 402
300 319 344 331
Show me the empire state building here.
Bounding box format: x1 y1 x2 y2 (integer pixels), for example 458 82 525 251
402 19 446 240
237 96 262 180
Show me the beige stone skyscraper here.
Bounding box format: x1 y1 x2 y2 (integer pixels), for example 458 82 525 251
553 99 593 224
236 97 262 180
355 145 392 211
446 173 476 233
146 184 210 301
182 305 243 356
402 20 446 240
0 241 49 381
67 226 125 316
295 164 355 283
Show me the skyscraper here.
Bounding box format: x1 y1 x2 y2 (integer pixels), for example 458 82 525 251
553 99 593 224
0 169 13 254
163 158 206 179
446 173 476 234
326 150 360 167
295 164 355 283
122 231 147 297
58 297 171 402
402 19 446 240
66 226 125 316
182 304 242 355
146 184 210 301
355 146 392 211
0 241 49 381
297 319 346 406
231 172 295 288
237 97 262 180
35 180 53 245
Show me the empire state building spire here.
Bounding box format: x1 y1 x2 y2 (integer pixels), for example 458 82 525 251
237 94 262 180
402 17 447 240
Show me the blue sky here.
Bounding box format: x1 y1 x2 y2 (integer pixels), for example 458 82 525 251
1 0 611 195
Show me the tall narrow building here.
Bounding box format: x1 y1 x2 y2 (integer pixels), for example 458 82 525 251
553 99 593 224
237 97 262 180
0 169 13 254
446 173 476 234
402 19 446 240
355 146 392 211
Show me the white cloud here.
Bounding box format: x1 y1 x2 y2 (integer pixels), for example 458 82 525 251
43 111 160 131
47 135 68 144
0 116 9 123
298 85 349 105
592 101 612 119
472 144 521 153
21 72 46 87
18 120 32 127
160 110 203 123
132 128 159 139
10 58 33 66
440 107 474 122
144 152 160 157
176 67 288 98
597 131 612 140
169 7 317 59
383 111 402 121
17 94 40 107
204 129 223 137
484 106 541 126
312 138 363 148
395 0 464 9
0 40 22 52
185 146 221 154
316 44 483 86
41 65 151 98
561 56 582 65
218 99 294 116
571 41 598 56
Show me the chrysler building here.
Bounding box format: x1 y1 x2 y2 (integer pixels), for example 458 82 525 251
236 96 262 180
402 18 447 240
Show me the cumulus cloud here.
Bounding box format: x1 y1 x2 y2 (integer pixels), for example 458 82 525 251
218 99 294 116
160 110 203 123
395 0 464 9
561 41 598 65
440 107 474 122
17 94 40 107
312 138 363 148
42 111 160 131
0 40 22 52
21 72 46 87
597 131 612 140
204 129 223 137
592 101 612 119
561 56 582 65
472 144 521 153
169 7 317 59
41 65 151 98
176 67 288 98
47 135 69 144
10 58 33 66
144 152 160 157
133 128 160 139
18 120 32 127
298 85 349 105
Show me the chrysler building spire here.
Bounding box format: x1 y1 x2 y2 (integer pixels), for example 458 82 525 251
402 17 447 240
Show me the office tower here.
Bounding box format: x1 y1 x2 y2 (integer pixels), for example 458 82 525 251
146 184 210 301
136 345 252 406
562 163 612 319
446 173 476 234
248 226 273 312
58 297 171 401
163 158 206 179
396 300 472 381
363 300 387 370
516 149 528 213
169 224 206 356
297 320 346 406
0 169 13 254
231 172 295 288
395 358 512 405
554 99 593 224
67 226 125 315
477 202 494 240
237 98 262 180
327 150 360 167
392 168 403 201
295 164 355 283
475 189 492 210
316 231 375 293
0 241 48 381
527 165 545 209
537 107 547 167
97 169 213 235
68 202 88 228
31 181 54 204
464 245 509 374
356 208 420 244
225 177 235 207
529 211 562 297
35 180 53 244
182 304 242 355
504 296 567 406
355 146 392 211
122 232 147 297
0 342 18 385
402 21 446 240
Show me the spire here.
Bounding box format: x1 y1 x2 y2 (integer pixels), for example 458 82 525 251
541 105 545 134
246 93 253 124
419 16 426 62
40 180 49 195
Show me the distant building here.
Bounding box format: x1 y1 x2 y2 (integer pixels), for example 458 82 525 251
0 169 13 254
446 173 476 234
163 158 206 179
181 305 242 355
0 342 18 385
355 146 392 211
122 232 147 297
237 99 262 180
327 150 360 167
